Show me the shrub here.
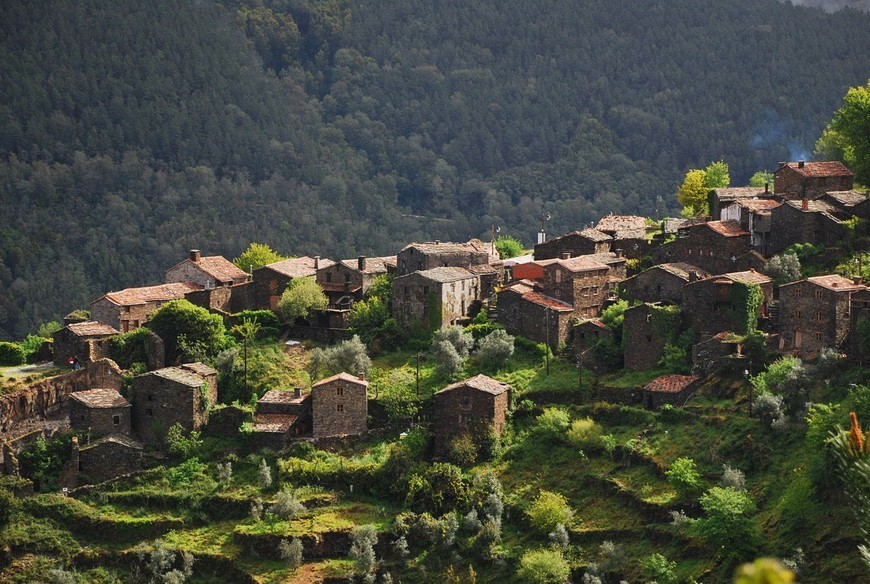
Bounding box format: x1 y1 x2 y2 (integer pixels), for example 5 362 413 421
434 326 475 358
642 553 677 584
754 393 786 429
720 464 746 491
258 459 273 490
463 509 482 533
437 513 459 550
405 463 470 516
277 277 327 322
165 423 202 459
250 499 263 522
447 434 478 468
349 524 378 578
216 461 233 485
694 487 758 558
310 335 371 378
666 457 703 499
145 299 229 363
0 342 25 366
476 329 515 369
0 487 16 529
495 235 525 260
598 540 627 573
517 548 570 584
527 491 574 534
392 535 410 561
430 340 465 378
548 524 570 549
476 516 502 560
166 458 206 488
269 490 305 519
108 327 153 369
566 417 603 449
763 253 801 284
535 408 570 437
232 310 280 332
278 538 303 566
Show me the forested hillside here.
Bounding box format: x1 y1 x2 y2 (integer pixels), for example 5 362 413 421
2 0 870 337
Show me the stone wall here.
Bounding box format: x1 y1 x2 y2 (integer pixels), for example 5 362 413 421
774 167 853 199
432 386 509 457
70 400 131 438
778 281 854 354
91 297 158 333
534 234 610 260
623 268 690 305
0 370 88 433
653 228 752 275
166 261 216 288
622 305 669 371
131 373 200 443
77 438 143 483
204 405 248 437
496 289 572 348
312 377 367 438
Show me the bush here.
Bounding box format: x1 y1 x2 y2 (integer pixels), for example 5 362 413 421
258 459 273 490
278 538 303 566
754 393 786 429
0 487 16 529
108 328 152 369
165 423 202 459
694 487 758 558
269 490 305 519
166 458 207 488
430 340 465 378
763 253 801 284
433 326 474 358
720 464 746 491
475 329 515 369
527 491 574 534
548 524 569 549
277 277 328 322
231 310 280 332
0 341 25 365
535 407 570 437
146 299 230 363
310 335 371 378
666 457 703 499
642 553 677 584
405 463 470 516
447 434 478 468
566 417 603 449
349 524 378 578
517 548 571 584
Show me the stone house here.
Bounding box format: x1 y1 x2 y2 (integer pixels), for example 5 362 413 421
165 249 250 288
503 254 539 282
778 274 867 355
131 365 217 443
52 321 119 367
252 256 334 311
316 256 396 307
621 263 710 305
622 303 677 371
653 221 755 276
820 190 870 221
179 362 218 402
773 161 854 200
681 270 774 336
720 198 780 256
534 228 611 260
432 374 510 457
311 372 368 438
767 199 851 255
69 388 131 438
250 388 312 447
392 267 480 329
849 287 870 361
74 435 143 482
595 214 647 239
709 185 775 220
495 282 574 348
90 282 199 333
574 319 613 370
641 374 700 409
692 332 744 376
539 255 613 319
397 239 496 276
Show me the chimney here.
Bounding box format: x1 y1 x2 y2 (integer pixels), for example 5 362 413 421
358 256 366 271
561 252 571 260
294 387 302 399
798 160 805 168
801 199 809 211
689 270 698 283
358 372 366 382
764 182 769 194
434 240 440 245
314 255 320 270
615 248 623 258
189 249 201 263
854 276 864 286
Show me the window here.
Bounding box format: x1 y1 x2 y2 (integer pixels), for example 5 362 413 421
336 387 344 396
404 286 409 295
345 273 351 283
814 290 823 299
418 261 423 270
795 288 802 297
326 273 332 282
147 394 153 401
814 332 823 341
146 408 153 416
646 335 653 343
814 311 823 321
423 286 430 295
591 286 599 295
460 396 470 407
555 270 561 283
336 404 344 412
112 414 120 425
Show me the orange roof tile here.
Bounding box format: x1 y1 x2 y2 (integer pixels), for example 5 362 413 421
262 256 333 278
66 321 120 337
195 256 249 282
703 220 749 237
780 161 853 178
644 374 700 394
98 283 199 306
806 275 867 292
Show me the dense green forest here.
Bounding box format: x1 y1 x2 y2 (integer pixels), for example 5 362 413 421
2 0 870 337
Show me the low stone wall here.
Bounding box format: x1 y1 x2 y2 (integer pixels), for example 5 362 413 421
0 370 87 433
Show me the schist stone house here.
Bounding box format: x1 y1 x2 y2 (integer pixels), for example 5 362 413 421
496 282 574 348
653 220 760 276
165 250 249 288
621 263 711 305
69 388 131 438
820 190 870 220
709 185 774 220
316 256 396 307
392 267 480 329
720 198 780 256
777 275 867 355
251 388 312 447
397 240 496 276
767 199 851 255
595 214 647 239
622 303 673 371
432 374 510 457
90 282 199 332
52 321 119 367
311 372 368 438
641 374 700 410
253 256 333 311
534 228 611 260
574 319 613 368
773 160 854 200
75 435 143 482
538 255 614 319
682 270 774 336
131 364 217 442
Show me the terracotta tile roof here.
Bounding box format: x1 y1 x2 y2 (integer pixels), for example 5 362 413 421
413 266 477 283
149 366 205 387
312 371 368 388
500 282 535 296
195 256 249 283
260 389 309 405
179 362 217 377
644 374 700 394
252 413 298 433
656 263 711 281
722 270 772 286
556 256 611 273
521 290 574 312
806 274 867 292
577 318 607 329
438 374 510 396
98 283 199 307
700 220 749 237
735 198 781 212
596 214 647 233
779 161 853 178
263 256 333 278
66 321 120 337
467 263 500 275
823 190 868 207
71 388 130 409
339 256 396 275
82 435 142 451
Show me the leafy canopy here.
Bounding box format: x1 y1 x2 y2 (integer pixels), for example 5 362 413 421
145 299 229 363
495 235 525 260
277 277 328 322
816 79 870 185
232 242 287 271
676 160 730 217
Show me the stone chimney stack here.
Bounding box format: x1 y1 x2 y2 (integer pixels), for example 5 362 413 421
689 270 699 283
358 256 366 271
294 387 302 399
801 199 809 211
314 255 320 270
189 249 201 263
798 160 805 168
561 252 571 260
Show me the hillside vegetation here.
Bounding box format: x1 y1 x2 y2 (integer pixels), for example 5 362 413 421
2 0 870 336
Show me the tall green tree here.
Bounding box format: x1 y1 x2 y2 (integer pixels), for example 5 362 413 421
145 299 230 363
816 79 870 185
232 243 287 272
276 277 328 323
676 169 710 217
749 171 774 188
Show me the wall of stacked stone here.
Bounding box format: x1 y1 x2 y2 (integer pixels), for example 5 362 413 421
0 370 88 433
78 440 143 483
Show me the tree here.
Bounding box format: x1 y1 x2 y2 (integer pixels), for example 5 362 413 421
527 490 574 534
270 489 305 519
677 169 709 217
517 548 570 584
666 457 703 499
349 524 378 580
703 160 730 189
816 79 870 185
230 318 261 399
276 277 327 323
475 329 515 369
309 335 371 378
495 235 525 260
694 486 758 557
749 171 774 188
278 538 303 566
232 242 286 271
145 299 229 363
763 253 801 285
431 340 465 378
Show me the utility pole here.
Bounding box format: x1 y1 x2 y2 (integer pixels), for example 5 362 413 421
545 312 550 375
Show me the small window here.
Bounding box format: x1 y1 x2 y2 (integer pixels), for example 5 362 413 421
326 273 332 283
404 285 409 295
460 396 470 406
423 286 430 295
814 332 823 341
345 273 351 283
80 414 85 421
646 335 653 343
814 290 823 299
336 403 344 413
146 408 153 416
112 414 120 425
814 311 823 321
795 288 802 297
147 394 153 402
418 261 423 270
337 387 344 396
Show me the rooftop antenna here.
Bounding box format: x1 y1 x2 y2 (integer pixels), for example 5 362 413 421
538 212 551 245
